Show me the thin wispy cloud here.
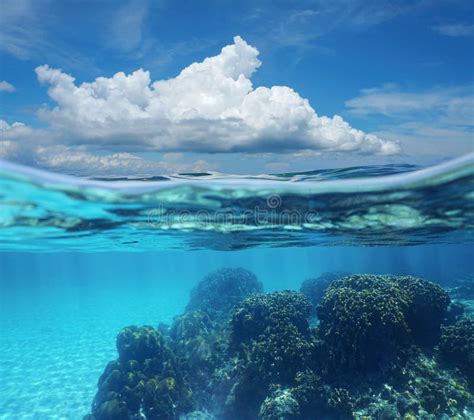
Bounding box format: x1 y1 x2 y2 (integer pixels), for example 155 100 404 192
345 84 474 126
0 0 98 73
433 23 474 37
0 0 51 60
105 0 149 52
345 84 474 158
245 0 426 55
0 81 15 92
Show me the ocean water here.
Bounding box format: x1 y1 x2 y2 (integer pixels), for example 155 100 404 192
0 155 473 419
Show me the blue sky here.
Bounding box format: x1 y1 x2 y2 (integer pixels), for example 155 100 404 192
0 0 473 176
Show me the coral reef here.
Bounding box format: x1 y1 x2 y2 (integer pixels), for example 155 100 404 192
257 371 354 419
299 271 350 315
88 326 193 420
229 291 312 351
186 268 263 318
168 310 227 404
88 270 473 420
223 291 315 417
394 276 450 345
116 325 165 363
258 388 300 419
169 310 220 370
337 350 472 419
317 274 451 374
438 317 474 383
317 274 412 373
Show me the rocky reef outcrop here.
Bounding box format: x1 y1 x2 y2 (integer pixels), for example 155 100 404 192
299 271 350 310
438 317 474 383
316 274 451 374
87 326 193 419
87 271 473 419
186 268 263 319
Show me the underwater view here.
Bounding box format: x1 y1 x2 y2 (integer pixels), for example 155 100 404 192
0 155 473 419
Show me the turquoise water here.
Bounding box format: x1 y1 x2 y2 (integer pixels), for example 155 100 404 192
0 156 473 419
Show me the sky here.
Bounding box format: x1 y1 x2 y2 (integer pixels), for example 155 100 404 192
0 0 473 176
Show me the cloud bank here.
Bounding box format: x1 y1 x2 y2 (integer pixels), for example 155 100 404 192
0 119 214 176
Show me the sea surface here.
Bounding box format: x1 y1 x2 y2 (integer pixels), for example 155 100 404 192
0 154 473 419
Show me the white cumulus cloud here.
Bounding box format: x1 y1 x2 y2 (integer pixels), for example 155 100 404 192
35 36 400 156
